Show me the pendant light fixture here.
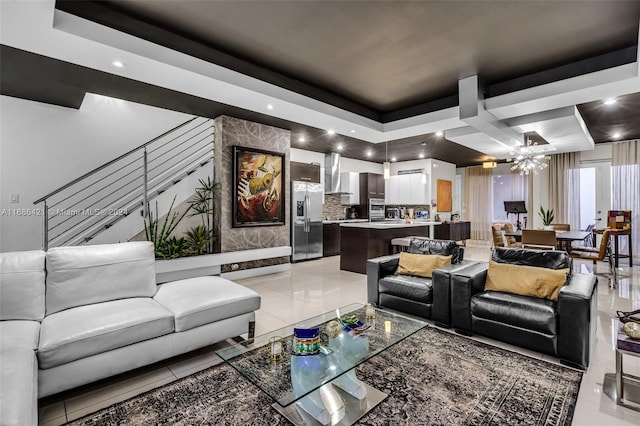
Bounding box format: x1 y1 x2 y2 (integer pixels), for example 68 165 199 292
383 140 390 179
509 138 551 175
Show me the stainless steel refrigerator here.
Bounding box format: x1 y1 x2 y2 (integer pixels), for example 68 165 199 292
291 181 323 262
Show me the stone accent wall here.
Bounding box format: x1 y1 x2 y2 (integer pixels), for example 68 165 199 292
214 116 290 272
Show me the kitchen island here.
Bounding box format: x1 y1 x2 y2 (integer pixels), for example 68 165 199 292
340 221 440 274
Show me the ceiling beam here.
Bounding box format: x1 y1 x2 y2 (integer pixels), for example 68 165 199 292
458 75 523 149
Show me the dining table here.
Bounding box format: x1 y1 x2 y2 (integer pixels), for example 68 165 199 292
504 230 592 252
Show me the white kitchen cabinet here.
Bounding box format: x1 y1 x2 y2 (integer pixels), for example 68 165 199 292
340 172 360 205
397 175 411 204
385 176 399 205
386 173 430 205
410 173 429 205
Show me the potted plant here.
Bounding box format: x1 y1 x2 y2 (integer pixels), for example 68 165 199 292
538 206 554 230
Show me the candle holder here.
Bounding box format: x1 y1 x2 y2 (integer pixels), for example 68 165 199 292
269 336 284 361
364 302 376 319
384 320 392 334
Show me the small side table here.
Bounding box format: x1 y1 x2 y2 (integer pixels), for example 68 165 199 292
615 324 640 412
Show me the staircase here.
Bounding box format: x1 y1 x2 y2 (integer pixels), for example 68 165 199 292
33 116 214 249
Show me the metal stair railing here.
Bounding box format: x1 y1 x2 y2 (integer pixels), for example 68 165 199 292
33 116 214 249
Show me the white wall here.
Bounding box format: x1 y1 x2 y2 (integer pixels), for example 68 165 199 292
0 95 191 252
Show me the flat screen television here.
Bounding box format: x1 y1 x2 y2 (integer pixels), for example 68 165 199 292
504 201 527 214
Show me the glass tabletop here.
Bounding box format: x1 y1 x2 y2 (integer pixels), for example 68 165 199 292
216 303 427 407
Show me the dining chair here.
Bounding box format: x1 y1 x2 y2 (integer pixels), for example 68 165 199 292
502 222 521 247
491 224 505 247
573 223 596 249
569 229 615 284
551 224 570 231
521 229 557 250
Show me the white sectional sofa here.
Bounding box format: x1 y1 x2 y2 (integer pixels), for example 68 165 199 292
0 242 260 426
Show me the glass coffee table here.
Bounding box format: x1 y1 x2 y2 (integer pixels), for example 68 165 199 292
216 303 427 425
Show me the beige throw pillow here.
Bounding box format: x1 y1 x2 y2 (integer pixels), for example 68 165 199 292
396 252 452 278
484 260 569 301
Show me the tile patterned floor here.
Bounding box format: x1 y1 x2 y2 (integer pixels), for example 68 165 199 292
39 242 640 425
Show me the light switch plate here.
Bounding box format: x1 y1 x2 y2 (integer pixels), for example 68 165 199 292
10 193 19 203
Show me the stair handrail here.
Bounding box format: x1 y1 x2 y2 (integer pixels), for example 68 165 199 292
33 117 199 205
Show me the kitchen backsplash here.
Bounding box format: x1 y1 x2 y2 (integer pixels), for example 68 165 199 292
323 194 347 220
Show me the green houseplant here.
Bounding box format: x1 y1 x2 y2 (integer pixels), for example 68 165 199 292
186 177 220 255
144 196 190 259
538 206 555 229
143 177 220 259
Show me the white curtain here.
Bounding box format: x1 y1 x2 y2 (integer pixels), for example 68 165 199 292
549 152 580 228
612 140 640 264
466 166 492 240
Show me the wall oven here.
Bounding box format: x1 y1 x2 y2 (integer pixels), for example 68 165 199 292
369 198 386 222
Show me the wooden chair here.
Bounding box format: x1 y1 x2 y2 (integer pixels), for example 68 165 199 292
569 229 615 284
491 224 505 247
503 223 521 248
521 230 557 250
551 224 570 231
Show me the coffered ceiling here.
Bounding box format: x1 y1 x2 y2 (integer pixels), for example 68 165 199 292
1 0 639 167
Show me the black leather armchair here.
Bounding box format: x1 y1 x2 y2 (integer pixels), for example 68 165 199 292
367 238 477 328
450 247 598 368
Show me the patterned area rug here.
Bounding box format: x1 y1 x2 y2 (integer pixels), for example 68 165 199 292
67 327 582 425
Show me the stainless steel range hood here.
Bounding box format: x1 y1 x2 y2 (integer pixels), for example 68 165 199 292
324 152 341 194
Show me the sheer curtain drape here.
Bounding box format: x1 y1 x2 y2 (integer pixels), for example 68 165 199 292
612 140 640 264
549 152 580 228
466 166 492 240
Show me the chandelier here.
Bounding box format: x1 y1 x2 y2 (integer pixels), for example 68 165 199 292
509 139 550 175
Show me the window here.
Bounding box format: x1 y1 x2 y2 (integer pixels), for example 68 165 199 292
578 168 596 230
492 174 529 224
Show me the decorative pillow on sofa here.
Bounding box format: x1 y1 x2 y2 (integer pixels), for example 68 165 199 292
408 238 462 263
484 260 569 301
396 252 452 278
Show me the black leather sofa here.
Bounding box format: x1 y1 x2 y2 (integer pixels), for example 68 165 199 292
367 238 478 327
450 247 598 368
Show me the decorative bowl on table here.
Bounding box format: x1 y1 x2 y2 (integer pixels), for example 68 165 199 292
338 315 370 337
292 327 321 355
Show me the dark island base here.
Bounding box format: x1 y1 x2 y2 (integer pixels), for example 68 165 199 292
340 226 429 274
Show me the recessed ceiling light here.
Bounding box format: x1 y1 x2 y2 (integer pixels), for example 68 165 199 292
112 60 125 68
612 133 622 139
327 129 336 135
604 98 617 105
366 150 372 157
336 144 343 151
267 104 274 110
419 153 425 159
435 131 444 137
350 129 356 133
391 156 397 162
298 136 306 142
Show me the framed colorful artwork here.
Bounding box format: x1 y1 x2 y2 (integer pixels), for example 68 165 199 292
232 146 285 227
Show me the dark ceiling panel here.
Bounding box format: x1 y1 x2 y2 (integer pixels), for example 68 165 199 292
578 93 640 143
55 0 381 121
66 0 640 114
0 45 491 167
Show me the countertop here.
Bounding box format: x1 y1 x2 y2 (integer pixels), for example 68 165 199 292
322 219 369 224
339 221 441 229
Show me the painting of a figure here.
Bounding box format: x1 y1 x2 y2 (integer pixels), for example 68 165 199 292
232 146 285 227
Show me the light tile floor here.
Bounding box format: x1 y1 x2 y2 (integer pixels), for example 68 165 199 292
39 242 640 425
